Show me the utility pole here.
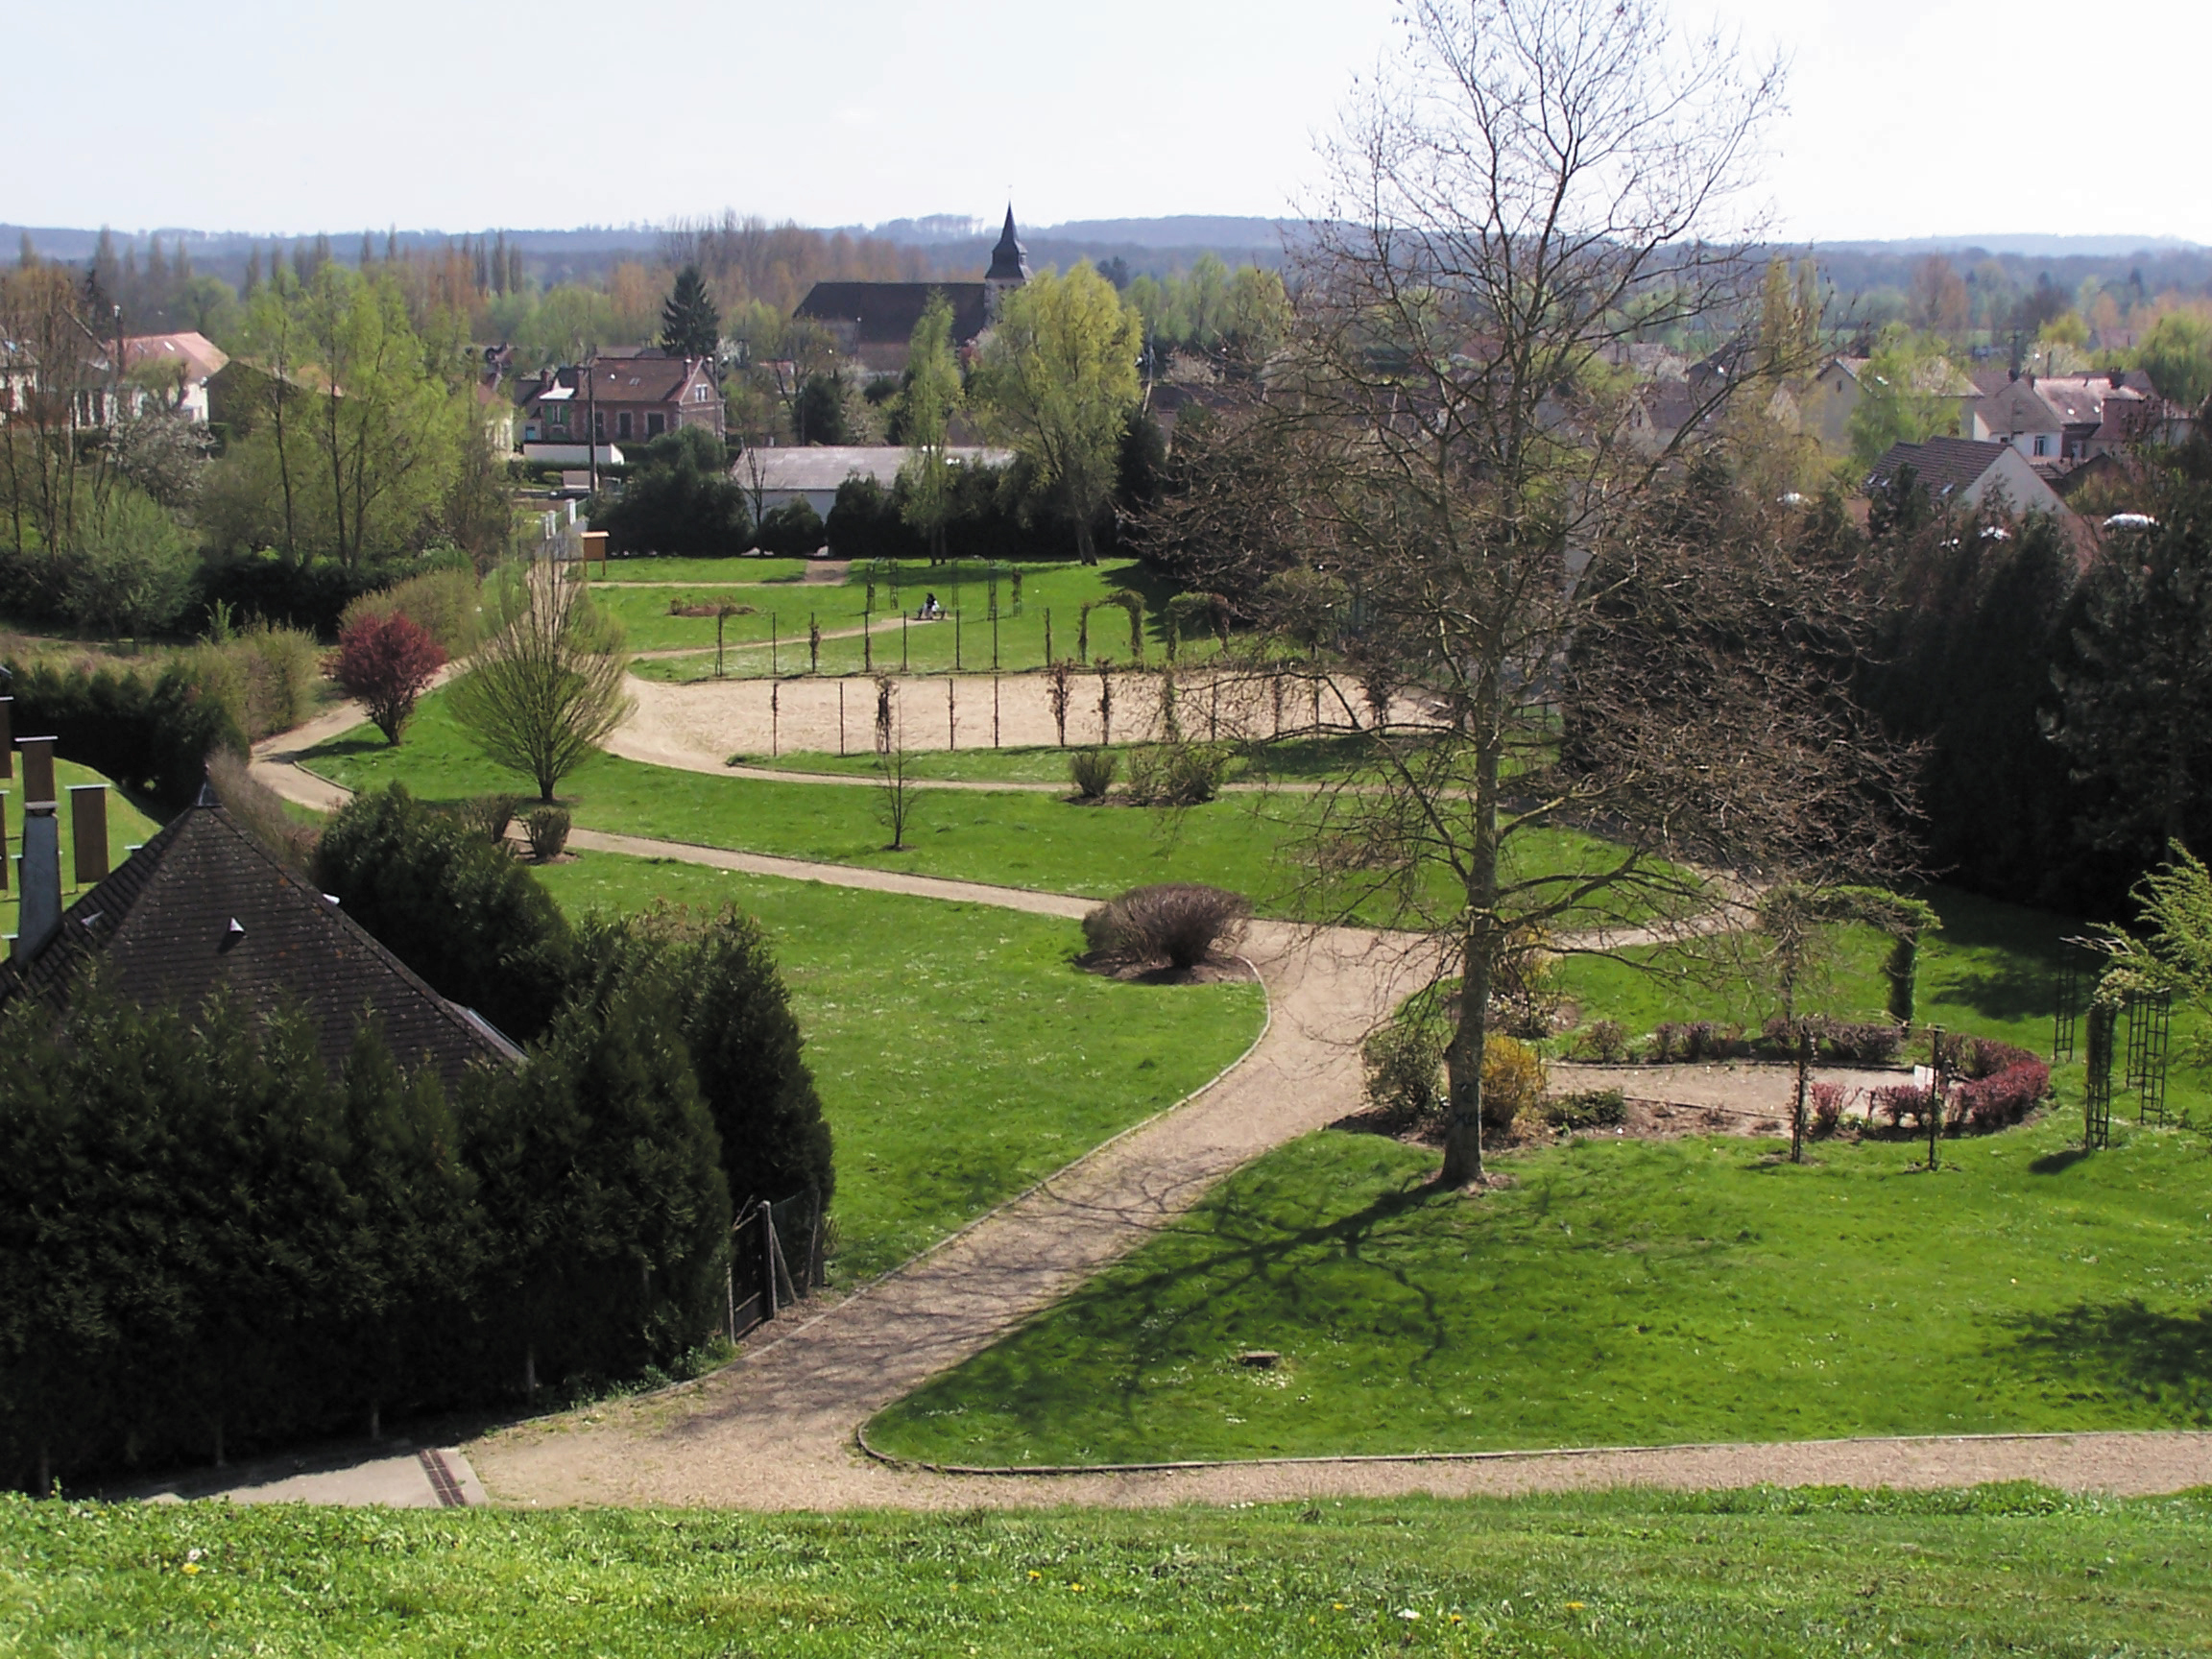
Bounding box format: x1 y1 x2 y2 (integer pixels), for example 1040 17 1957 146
586 348 599 498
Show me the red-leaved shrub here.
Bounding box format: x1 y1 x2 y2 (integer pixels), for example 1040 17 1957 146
1870 1083 1937 1131
1957 1059 2049 1131
1809 1081 1852 1138
332 611 446 743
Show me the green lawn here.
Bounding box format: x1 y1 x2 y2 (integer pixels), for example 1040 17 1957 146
11 1488 2211 1655
868 1115 2212 1467
534 854 1264 1282
623 560 1247 681
740 733 1381 787
0 759 163 942
303 693 1637 922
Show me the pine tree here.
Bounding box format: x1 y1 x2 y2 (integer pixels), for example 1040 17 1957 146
660 264 721 360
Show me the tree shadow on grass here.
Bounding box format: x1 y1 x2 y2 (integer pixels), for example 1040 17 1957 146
2029 1146 2094 1175
2005 1299 2212 1421
897 1172 1456 1455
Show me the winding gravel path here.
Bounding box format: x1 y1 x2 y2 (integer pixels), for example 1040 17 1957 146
248 718 2212 1507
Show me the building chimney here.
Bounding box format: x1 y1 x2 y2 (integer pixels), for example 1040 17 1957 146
68 783 109 885
13 736 60 961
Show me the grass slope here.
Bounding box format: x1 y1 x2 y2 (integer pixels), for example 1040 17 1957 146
0 758 163 941
10 1488 2211 1655
535 855 1264 1282
869 1118 2212 1466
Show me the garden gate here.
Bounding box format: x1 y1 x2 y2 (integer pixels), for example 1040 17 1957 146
725 1189 828 1344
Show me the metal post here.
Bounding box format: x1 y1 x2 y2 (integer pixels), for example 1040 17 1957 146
771 613 778 677
994 676 1000 748
947 678 955 751
839 681 846 757
771 680 780 758
902 614 908 673
1927 1023 1943 1170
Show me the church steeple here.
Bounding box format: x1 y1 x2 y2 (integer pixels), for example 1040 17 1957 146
984 204 1030 306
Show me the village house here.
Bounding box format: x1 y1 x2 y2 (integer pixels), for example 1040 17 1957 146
1863 435 2071 518
1975 371 2185 467
1812 353 1985 450
520 352 723 461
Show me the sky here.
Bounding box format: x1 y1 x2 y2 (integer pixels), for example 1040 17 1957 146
12 0 2210 245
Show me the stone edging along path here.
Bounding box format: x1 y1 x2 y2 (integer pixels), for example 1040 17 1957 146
247 720 2212 1507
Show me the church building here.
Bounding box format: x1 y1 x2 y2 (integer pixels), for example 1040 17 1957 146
793 207 1032 377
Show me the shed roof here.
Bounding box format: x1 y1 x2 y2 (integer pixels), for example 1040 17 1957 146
2 799 517 1092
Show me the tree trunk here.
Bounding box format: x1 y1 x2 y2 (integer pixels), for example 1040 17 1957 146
1439 723 1503 1188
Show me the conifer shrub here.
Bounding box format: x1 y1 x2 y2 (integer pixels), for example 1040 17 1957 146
316 784 575 1042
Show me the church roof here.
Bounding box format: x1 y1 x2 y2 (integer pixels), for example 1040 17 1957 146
794 281 990 346
987 207 1031 284
1 798 519 1093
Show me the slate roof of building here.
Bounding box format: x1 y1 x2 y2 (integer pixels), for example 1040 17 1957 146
1 798 517 1093
1863 437 2014 499
795 282 992 347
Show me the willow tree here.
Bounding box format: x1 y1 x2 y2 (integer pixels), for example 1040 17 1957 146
1157 0 1911 1187
899 291 964 563
971 265 1141 565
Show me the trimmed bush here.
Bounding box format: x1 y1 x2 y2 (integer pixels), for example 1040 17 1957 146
1958 1059 2049 1132
1070 748 1118 800
1480 1035 1546 1134
1870 1083 1938 1132
460 794 524 846
1809 1081 1851 1138
1817 1021 1904 1066
3 654 245 811
1575 1019 1629 1063
1362 1020 1444 1129
1543 1087 1626 1130
1128 741 1230 805
1082 883 1250 972
523 806 572 860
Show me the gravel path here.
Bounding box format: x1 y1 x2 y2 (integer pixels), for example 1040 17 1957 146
249 721 2212 1507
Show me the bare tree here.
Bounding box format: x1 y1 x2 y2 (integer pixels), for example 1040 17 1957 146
873 677 917 850
1157 0 1911 1187
448 560 635 802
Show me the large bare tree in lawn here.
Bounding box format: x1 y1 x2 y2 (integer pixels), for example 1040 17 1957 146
1167 0 1911 1186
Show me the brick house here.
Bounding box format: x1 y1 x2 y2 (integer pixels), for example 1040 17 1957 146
521 353 724 454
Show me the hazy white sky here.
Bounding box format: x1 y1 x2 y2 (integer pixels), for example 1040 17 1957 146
12 0 2209 243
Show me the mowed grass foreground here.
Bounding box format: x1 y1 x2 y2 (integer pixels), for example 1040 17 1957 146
534 854 1264 1283
869 1118 2212 1467
11 1488 2212 1656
